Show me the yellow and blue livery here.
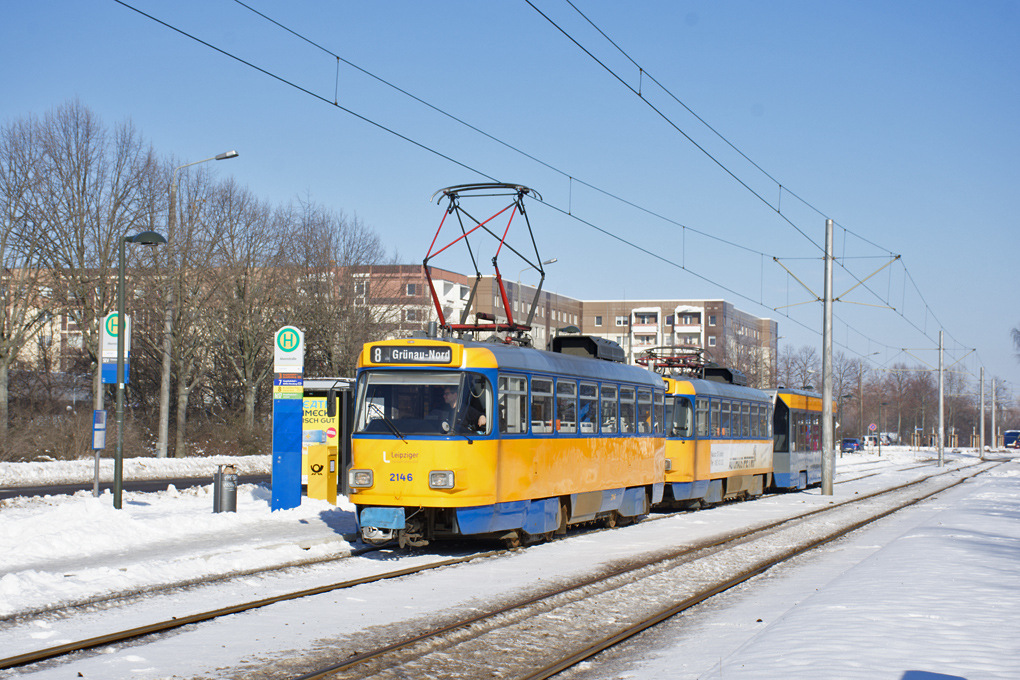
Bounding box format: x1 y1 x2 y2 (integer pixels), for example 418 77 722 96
348 336 665 547
662 376 775 506
768 388 823 489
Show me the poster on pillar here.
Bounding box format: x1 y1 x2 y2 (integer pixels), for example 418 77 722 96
100 312 131 385
272 326 304 511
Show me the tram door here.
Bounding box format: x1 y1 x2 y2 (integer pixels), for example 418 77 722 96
302 379 355 497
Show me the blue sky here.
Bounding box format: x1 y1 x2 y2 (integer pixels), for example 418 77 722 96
3 1 1018 395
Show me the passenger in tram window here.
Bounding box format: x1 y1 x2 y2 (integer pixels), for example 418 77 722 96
432 385 486 433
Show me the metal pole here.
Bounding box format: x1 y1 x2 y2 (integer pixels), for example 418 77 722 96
979 367 985 456
878 402 883 457
821 219 834 495
114 236 127 509
858 360 863 443
156 178 176 459
937 330 944 467
991 378 996 451
156 151 238 459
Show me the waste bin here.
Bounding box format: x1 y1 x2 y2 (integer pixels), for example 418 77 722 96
306 444 338 504
213 464 238 513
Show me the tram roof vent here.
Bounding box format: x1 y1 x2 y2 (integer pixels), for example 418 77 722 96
551 335 626 362
703 366 747 386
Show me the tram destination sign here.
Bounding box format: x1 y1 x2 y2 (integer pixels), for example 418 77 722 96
373 345 454 365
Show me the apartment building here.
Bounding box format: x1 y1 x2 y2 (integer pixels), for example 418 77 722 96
450 276 778 386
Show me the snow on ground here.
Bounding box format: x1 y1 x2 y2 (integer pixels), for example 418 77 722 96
0 455 271 488
1 447 1018 679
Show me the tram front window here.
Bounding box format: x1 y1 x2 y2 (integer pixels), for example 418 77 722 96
355 371 492 436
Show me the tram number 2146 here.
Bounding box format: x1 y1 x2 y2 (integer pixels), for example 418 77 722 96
390 473 413 482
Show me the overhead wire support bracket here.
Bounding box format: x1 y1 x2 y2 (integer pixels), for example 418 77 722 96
772 254 901 311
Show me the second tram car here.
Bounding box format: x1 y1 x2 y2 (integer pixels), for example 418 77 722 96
661 376 775 507
348 335 666 547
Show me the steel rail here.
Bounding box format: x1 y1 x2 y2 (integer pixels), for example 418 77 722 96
0 551 495 671
290 461 998 679
3 460 992 674
523 466 990 680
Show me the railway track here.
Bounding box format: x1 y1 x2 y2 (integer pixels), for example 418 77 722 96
1 460 996 676
286 461 997 680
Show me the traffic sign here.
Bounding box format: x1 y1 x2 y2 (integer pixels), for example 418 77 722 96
100 312 131 384
869 423 877 431
274 326 304 372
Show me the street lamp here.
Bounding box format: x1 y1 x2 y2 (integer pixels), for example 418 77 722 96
802 368 816 391
517 257 557 288
878 401 890 458
157 150 239 459
515 258 557 339
115 230 167 509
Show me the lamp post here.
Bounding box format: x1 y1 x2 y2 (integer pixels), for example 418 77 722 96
115 230 167 509
157 150 239 459
878 401 890 458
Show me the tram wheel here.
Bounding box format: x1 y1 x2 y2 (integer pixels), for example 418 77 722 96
503 532 521 549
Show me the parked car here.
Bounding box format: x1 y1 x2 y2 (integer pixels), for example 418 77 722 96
841 437 861 453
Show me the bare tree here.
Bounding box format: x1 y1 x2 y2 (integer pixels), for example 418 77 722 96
0 114 54 449
132 165 223 456
286 200 396 377
777 344 820 390
34 100 158 414
207 180 291 429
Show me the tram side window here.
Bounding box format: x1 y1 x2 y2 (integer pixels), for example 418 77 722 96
711 400 721 437
792 412 804 452
742 403 751 438
619 387 636 434
696 398 709 437
750 404 759 438
601 385 618 434
654 391 665 434
811 414 821 452
637 389 652 433
719 400 731 437
556 380 577 433
579 382 598 434
531 378 554 434
498 374 528 434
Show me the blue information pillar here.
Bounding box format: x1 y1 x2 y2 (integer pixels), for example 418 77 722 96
271 326 304 511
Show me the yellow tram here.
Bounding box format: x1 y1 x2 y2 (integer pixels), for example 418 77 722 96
348 335 665 547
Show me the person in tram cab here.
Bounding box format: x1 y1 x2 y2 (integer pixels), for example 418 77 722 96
432 385 487 433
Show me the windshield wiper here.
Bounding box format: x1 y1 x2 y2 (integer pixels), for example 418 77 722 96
368 403 408 444
441 419 474 445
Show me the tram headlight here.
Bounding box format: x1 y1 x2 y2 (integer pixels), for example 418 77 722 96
349 469 374 488
429 470 455 489
664 458 673 471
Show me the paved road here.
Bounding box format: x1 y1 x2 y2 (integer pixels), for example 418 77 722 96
0 474 272 500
